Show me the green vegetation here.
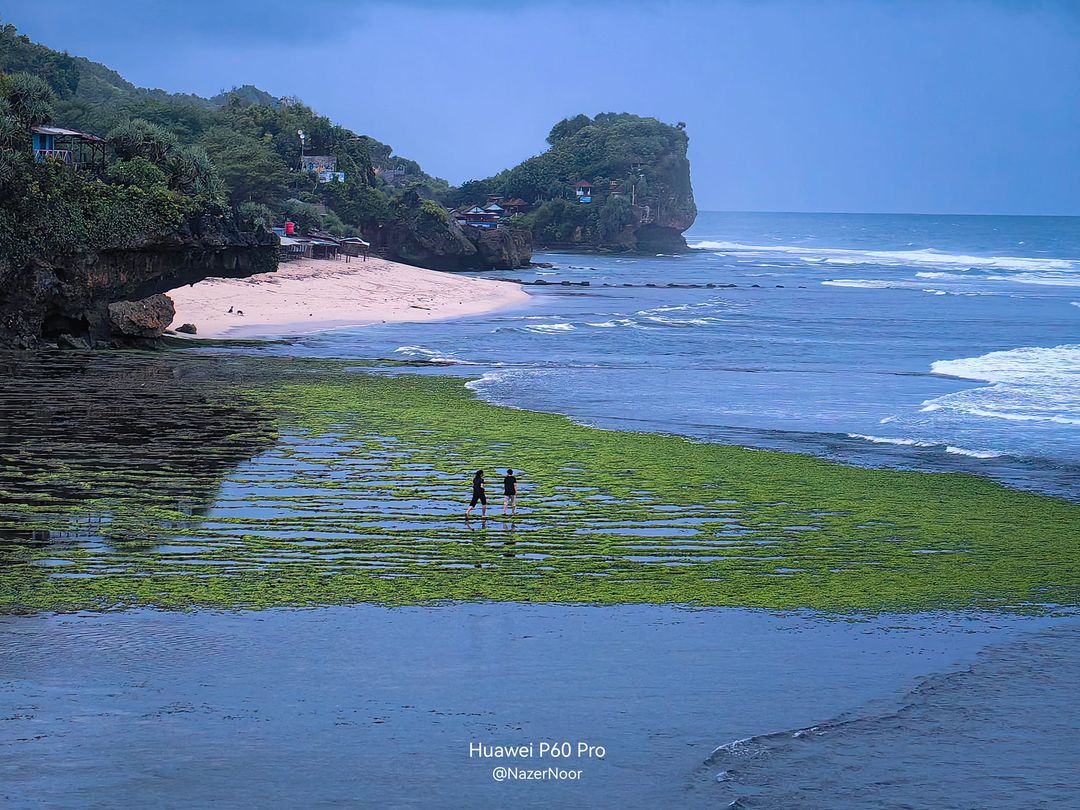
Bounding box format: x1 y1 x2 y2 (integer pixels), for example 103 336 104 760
1 355 1076 614
0 72 233 269
0 19 450 238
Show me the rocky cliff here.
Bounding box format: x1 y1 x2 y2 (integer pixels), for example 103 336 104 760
455 113 697 253
367 191 532 272
0 213 277 348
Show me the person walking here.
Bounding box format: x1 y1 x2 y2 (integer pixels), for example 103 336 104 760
502 469 518 516
466 469 487 517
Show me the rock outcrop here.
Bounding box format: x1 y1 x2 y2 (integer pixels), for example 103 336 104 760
108 294 176 343
368 191 533 272
463 113 697 253
0 213 277 348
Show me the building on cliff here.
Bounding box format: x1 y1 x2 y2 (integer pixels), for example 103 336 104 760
454 206 501 229
300 154 345 183
573 181 593 203
31 126 107 170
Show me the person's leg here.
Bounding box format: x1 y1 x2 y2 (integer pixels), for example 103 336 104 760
502 495 509 514
481 493 487 517
511 495 517 516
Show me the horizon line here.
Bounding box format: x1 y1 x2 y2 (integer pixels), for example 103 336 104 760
696 209 1080 219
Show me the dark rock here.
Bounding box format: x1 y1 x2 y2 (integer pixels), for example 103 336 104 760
0 212 277 348
108 294 176 339
367 190 532 272
176 323 198 335
56 333 91 350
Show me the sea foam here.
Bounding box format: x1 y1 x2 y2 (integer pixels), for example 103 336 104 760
692 240 1080 287
924 345 1080 427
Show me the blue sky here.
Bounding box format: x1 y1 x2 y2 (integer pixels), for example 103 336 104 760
6 1 1080 214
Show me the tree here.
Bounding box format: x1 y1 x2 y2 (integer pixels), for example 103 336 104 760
598 195 636 243
547 114 592 145
108 118 180 165
200 127 289 203
4 72 55 130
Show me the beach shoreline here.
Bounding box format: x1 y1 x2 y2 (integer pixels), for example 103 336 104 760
167 256 531 339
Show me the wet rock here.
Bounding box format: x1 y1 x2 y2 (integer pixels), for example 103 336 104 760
176 323 198 335
56 333 91 350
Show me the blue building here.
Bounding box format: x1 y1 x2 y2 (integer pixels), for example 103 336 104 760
31 126 107 167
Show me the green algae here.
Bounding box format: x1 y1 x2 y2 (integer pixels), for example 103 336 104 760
1 353 1077 613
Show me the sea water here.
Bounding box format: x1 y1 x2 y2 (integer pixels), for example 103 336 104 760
267 211 1080 499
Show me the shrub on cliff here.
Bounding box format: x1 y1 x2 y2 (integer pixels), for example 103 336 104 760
0 73 227 269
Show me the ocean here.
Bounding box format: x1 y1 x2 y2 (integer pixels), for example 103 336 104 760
269 211 1080 499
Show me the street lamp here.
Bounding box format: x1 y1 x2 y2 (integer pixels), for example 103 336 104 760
297 129 306 171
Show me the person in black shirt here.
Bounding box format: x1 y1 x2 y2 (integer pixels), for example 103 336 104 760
502 469 518 516
466 469 487 517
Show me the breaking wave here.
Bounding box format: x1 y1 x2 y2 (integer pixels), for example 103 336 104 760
924 345 1080 427
692 240 1080 288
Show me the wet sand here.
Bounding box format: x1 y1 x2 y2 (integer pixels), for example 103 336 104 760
167 257 530 339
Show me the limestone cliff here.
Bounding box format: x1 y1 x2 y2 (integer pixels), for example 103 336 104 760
0 212 277 348
456 113 697 253
367 191 532 272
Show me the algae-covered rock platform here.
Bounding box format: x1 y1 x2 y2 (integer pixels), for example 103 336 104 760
1 353 1076 613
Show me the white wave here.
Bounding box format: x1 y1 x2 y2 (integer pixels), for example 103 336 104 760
847 434 936 447
691 240 1080 275
848 434 1006 459
821 279 900 289
922 345 1080 428
1072 302 1080 309
643 315 722 327
986 273 1080 287
945 446 1005 459
393 345 459 362
392 345 483 365
522 323 576 333
930 344 1080 385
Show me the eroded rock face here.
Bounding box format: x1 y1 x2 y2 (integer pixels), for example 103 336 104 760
469 227 533 270
0 213 277 348
369 191 533 272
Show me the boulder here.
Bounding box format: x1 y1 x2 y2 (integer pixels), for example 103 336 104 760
108 294 176 340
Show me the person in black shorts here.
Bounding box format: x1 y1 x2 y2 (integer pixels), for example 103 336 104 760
502 469 518 516
466 469 487 517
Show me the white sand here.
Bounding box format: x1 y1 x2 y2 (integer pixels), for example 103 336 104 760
167 256 530 339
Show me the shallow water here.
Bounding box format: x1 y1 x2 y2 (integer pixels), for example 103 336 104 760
248 212 1080 498
2 606 1076 808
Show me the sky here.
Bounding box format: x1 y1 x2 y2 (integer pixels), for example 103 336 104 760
5 1 1080 215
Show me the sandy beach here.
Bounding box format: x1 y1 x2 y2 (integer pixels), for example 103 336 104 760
167 256 530 339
